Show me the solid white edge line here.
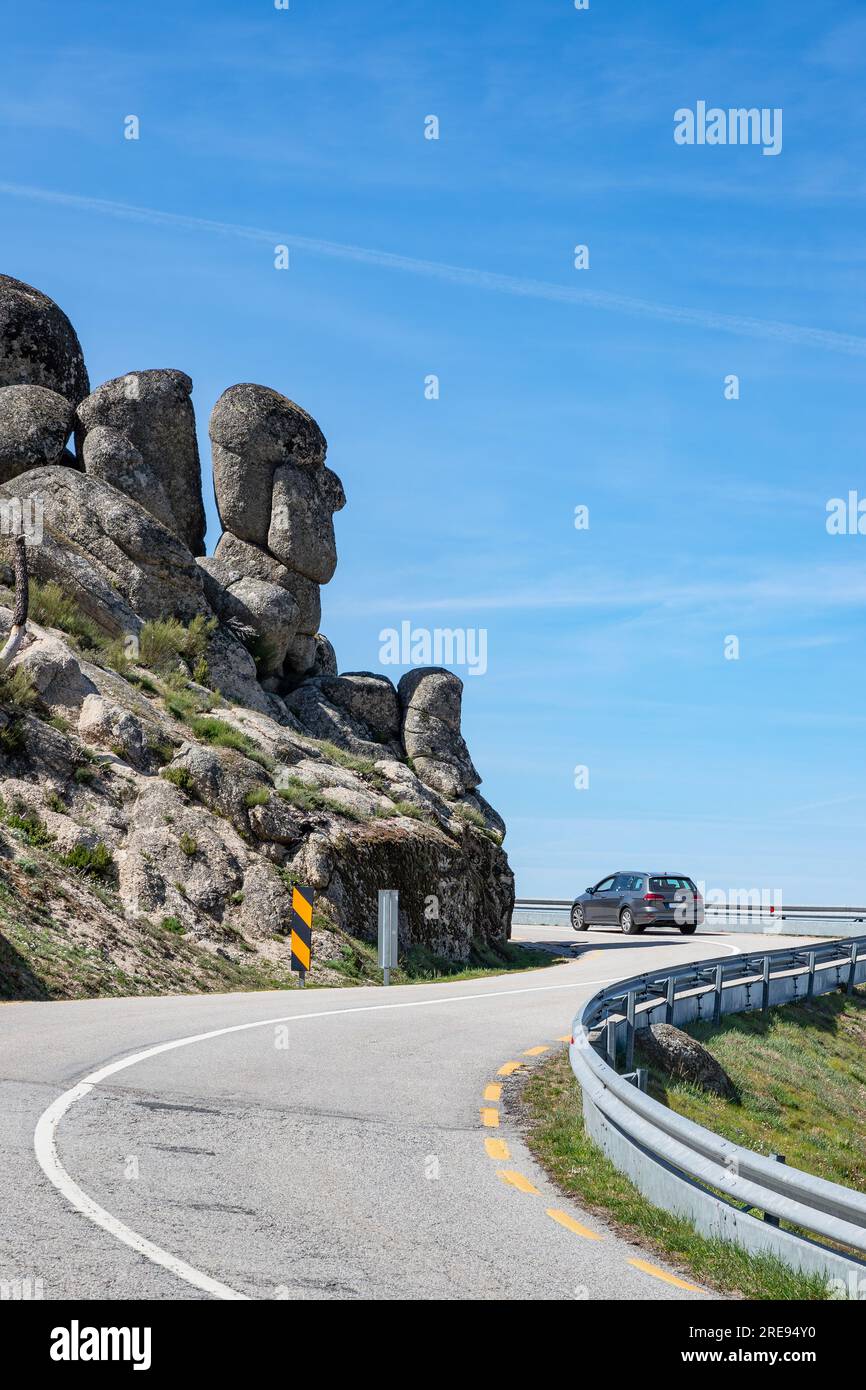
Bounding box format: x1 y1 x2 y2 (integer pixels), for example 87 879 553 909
33 937 746 1300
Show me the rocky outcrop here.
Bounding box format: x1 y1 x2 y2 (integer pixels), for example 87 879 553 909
0 274 513 988
639 1023 737 1099
76 369 206 555
0 385 75 482
0 274 89 406
398 668 481 799
0 467 209 636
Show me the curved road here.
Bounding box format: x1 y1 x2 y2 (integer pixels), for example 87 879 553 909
0 922 802 1301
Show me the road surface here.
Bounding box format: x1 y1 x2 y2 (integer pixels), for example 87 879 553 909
0 921 803 1300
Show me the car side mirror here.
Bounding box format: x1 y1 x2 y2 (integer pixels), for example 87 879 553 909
586 887 594 895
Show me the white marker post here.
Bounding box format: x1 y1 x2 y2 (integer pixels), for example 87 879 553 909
378 889 399 986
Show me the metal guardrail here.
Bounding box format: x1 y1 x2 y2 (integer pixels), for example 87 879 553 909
568 935 866 1282
516 896 866 919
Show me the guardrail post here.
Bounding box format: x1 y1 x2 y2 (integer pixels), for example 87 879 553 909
713 963 723 1024
762 955 771 1012
665 975 676 1024
848 943 859 996
625 991 636 1071
763 1154 786 1226
605 1018 617 1069
806 951 816 999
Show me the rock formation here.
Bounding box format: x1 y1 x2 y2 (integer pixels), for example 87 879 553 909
0 276 513 994
0 274 89 406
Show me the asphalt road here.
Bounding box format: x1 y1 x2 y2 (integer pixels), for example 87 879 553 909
0 922 804 1301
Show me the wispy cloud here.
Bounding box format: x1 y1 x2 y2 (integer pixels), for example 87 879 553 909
329 561 866 617
2 180 865 357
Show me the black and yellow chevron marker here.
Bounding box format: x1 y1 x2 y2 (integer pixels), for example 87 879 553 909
290 885 314 982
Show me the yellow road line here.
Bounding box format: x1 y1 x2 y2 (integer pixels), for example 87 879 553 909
546 1208 603 1241
480 1107 499 1128
497 1170 540 1195
484 1138 510 1161
628 1258 703 1292
557 1034 572 1043
497 1061 524 1076
483 1083 502 1102
523 1045 549 1056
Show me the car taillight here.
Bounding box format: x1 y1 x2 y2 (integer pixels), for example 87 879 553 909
644 893 665 902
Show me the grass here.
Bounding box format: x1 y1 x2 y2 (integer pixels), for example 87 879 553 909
186 716 272 769
178 833 198 858
636 988 866 1194
313 740 377 775
139 615 216 676
277 778 330 813
244 787 270 808
29 580 105 652
0 665 37 710
453 803 486 830
521 1047 833 1300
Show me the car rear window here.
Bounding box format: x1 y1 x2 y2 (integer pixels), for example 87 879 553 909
650 877 695 893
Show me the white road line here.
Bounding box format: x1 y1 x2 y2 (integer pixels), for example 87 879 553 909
33 938 746 1301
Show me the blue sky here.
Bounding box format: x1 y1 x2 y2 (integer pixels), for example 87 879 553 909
2 0 865 903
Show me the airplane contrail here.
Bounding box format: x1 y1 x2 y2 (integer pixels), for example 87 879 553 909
2 179 864 356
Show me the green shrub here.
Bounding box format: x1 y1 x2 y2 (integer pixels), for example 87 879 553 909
453 803 485 830
244 787 270 808
29 581 105 651
139 614 217 677
0 718 25 754
5 808 53 846
45 791 66 814
178 832 198 857
160 915 185 935
62 842 114 880
73 764 95 785
0 665 37 710
161 766 195 794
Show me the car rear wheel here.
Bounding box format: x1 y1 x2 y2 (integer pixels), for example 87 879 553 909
620 907 640 935
571 905 587 931
679 923 697 935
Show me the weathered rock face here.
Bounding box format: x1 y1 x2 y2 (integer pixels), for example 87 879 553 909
196 556 300 677
76 370 206 555
0 467 210 635
0 275 89 406
210 384 327 544
267 463 345 583
398 668 481 799
82 425 176 534
0 385 75 483
209 385 343 681
638 1023 737 1099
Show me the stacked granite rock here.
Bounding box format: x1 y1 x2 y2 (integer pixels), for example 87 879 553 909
0 273 496 816
206 383 345 684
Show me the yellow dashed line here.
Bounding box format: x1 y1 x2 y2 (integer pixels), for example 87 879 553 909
480 1107 499 1128
497 1061 524 1076
497 1170 540 1195
484 1138 510 1161
483 1083 502 1102
557 1034 572 1043
546 1208 603 1241
628 1258 703 1292
523 1045 549 1057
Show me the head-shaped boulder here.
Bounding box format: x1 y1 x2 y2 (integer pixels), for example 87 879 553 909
209 384 327 547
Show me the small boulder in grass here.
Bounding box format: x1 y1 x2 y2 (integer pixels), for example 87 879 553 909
639 1022 737 1099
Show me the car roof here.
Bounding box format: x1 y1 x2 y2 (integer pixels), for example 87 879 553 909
610 870 692 877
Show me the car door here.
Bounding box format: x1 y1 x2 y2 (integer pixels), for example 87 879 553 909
588 875 617 925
